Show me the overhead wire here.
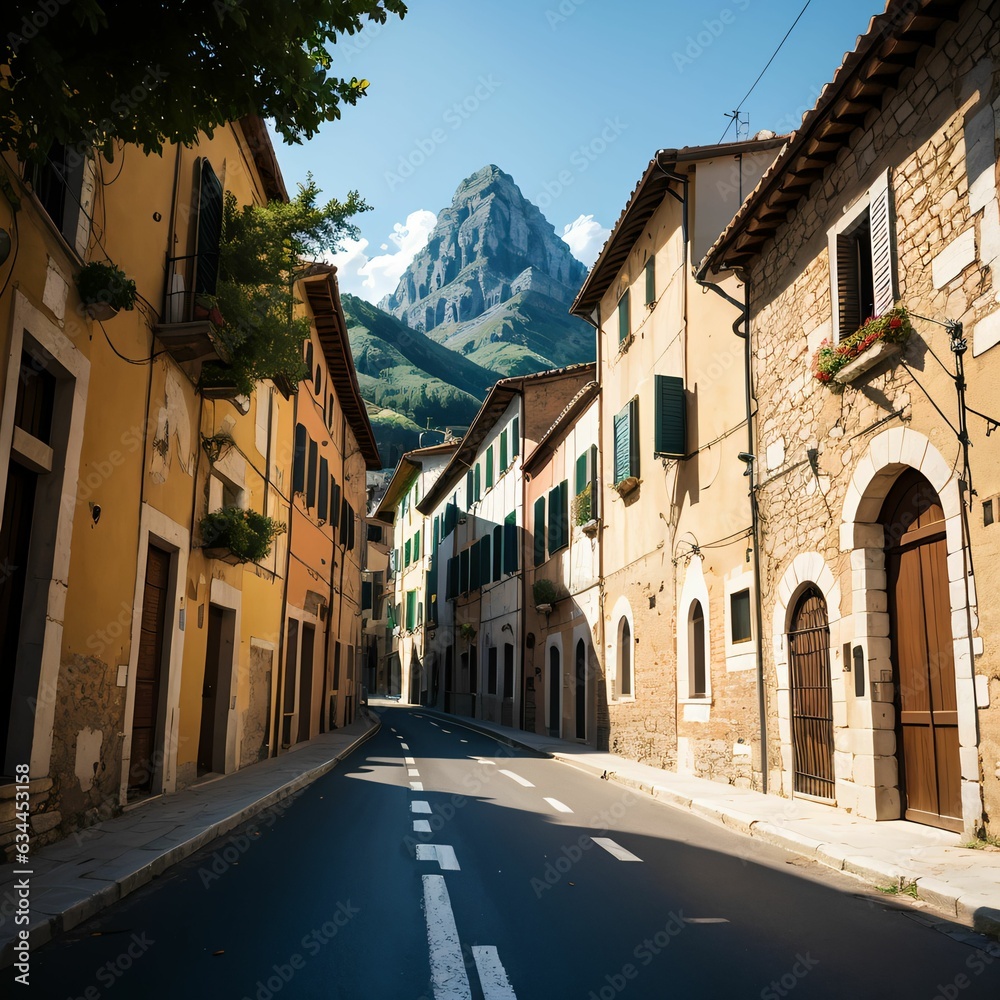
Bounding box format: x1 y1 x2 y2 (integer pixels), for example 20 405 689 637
718 0 814 143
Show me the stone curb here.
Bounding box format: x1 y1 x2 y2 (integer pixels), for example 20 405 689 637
1 716 379 969
418 709 999 938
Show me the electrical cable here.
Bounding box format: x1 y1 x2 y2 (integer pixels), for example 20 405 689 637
719 0 814 143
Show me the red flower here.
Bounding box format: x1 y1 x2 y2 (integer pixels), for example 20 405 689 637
889 317 901 329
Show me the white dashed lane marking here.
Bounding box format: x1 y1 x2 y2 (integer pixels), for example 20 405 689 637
410 781 424 791
592 837 643 862
416 844 461 871
460 739 468 744
405 757 416 765
411 801 432 814
408 769 420 777
413 819 431 833
544 798 573 813
499 769 534 788
422 875 471 1000
442 729 451 734
473 946 517 1000
400 742 410 750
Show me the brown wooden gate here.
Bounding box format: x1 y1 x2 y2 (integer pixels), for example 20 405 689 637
882 470 962 832
129 545 170 795
788 587 835 799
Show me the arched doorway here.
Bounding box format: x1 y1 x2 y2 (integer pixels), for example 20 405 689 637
881 470 962 831
575 639 586 740
788 587 835 799
548 646 560 737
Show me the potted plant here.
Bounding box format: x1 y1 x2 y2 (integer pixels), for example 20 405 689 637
459 622 477 643
193 293 226 328
812 305 912 386
200 505 286 563
532 578 558 613
76 261 136 320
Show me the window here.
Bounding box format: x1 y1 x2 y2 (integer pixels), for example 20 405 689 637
474 464 481 501
329 478 340 529
469 539 481 591
512 417 520 458
830 169 895 341
486 446 495 488
493 525 503 579
339 498 349 545
444 502 457 537
644 256 656 305
367 522 383 543
574 445 599 524
466 468 474 502
195 159 223 298
413 529 421 560
618 617 632 697
613 398 639 484
404 539 411 567
306 438 318 508
460 548 470 594
328 393 335 431
446 557 459 600
313 365 322 396
731 589 752 643
689 601 707 698
533 496 546 565
487 647 498 694
30 142 94 254
654 375 686 458
500 430 508 471
547 481 568 554
292 423 307 494
618 288 631 343
405 590 417 631
318 458 329 521
480 535 492 585
432 515 440 546
503 644 514 699
503 512 518 573
362 581 373 610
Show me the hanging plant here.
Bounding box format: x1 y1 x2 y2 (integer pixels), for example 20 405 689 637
200 506 286 563
532 578 558 607
812 305 912 385
76 261 136 317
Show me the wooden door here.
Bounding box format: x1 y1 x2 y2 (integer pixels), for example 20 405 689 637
575 639 586 740
129 546 170 794
788 587 835 799
883 471 962 832
198 605 224 774
298 624 315 743
548 646 560 737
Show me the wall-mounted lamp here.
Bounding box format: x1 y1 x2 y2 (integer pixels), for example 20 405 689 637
737 451 755 477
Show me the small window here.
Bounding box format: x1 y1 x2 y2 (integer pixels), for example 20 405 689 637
486 446 495 488
731 589 752 643
654 375 686 458
292 423 307 494
474 463 481 501
547 481 568 554
533 496 546 566
500 430 508 471
404 538 411 567
511 417 520 458
413 529 420 560
487 647 498 695
618 288 631 343
318 458 329 521
689 601 706 698
618 617 632 697
644 256 655 306
314 365 322 396
405 590 417 631
306 438 318 508
493 525 503 579
503 512 518 573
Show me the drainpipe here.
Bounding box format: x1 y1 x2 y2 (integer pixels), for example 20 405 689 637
738 271 768 794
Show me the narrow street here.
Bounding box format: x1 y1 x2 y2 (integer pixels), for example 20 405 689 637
29 707 1000 999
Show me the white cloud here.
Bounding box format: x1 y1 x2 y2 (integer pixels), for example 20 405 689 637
328 209 437 303
560 214 611 268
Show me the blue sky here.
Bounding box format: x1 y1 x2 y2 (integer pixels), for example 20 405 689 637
273 0 886 303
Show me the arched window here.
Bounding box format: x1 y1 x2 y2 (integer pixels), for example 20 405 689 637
689 600 706 698
618 617 632 697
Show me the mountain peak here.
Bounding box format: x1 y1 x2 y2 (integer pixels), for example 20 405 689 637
379 166 587 334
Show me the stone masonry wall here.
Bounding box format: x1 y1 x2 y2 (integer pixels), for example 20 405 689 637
747 0 1000 831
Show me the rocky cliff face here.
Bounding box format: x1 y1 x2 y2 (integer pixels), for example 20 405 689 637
379 165 588 335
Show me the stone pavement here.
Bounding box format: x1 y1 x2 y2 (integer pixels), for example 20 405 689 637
414 707 1000 939
0 712 378 968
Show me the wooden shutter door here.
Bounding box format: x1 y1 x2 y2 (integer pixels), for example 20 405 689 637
869 169 896 317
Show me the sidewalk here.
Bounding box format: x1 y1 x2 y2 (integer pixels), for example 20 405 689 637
0 712 378 968
418 707 1000 939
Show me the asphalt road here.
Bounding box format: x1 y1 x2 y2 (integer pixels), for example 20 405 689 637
30 706 1000 999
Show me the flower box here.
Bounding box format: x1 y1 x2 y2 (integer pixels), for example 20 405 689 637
833 340 903 384
613 476 640 497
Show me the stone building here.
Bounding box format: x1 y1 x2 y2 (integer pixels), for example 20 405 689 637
701 0 999 836
569 136 785 782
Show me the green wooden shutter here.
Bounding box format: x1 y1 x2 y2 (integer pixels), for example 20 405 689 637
628 398 640 479
590 444 599 520
196 160 223 295
575 452 588 494
654 375 686 457
413 529 420 559
493 525 503 579
469 539 481 591
474 463 481 501
405 591 416 631
433 515 440 546
560 481 570 548
534 496 546 565
503 511 518 573
318 458 329 520
547 485 561 554
613 404 631 482
644 256 655 305
404 538 411 566
292 423 307 494
466 469 474 502
486 446 494 488
480 534 491 584
306 438 318 509
500 430 508 471
512 417 519 458
618 288 630 343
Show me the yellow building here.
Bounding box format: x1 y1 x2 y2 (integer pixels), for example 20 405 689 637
0 117 373 853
